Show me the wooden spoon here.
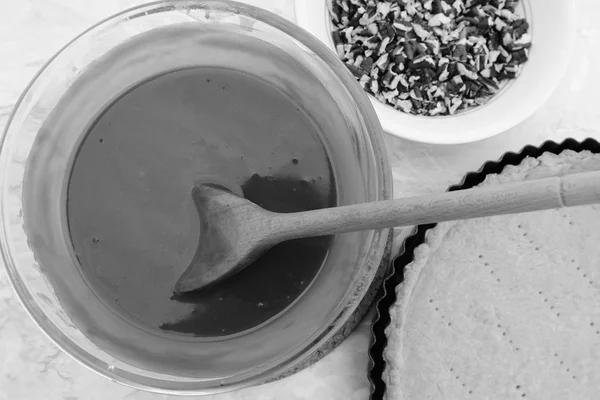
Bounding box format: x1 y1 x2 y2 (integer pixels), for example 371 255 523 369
175 170 600 293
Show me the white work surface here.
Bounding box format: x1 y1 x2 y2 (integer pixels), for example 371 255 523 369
0 0 598 399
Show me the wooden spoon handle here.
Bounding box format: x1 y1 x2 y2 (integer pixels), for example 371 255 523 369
274 170 600 240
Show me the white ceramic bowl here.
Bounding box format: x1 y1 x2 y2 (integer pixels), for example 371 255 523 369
296 0 576 144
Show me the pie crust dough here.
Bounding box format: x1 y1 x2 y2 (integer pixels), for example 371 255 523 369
384 150 600 400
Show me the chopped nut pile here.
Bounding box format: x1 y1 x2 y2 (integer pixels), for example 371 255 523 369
330 0 532 116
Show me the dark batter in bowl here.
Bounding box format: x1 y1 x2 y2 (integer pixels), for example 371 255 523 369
67 66 336 337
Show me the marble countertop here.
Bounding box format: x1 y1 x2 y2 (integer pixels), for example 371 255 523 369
0 0 598 399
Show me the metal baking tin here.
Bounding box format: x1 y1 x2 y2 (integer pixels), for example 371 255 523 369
367 137 600 399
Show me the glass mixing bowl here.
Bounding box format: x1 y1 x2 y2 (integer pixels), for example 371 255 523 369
0 0 392 394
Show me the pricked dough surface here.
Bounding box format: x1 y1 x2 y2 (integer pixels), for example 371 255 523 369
384 150 600 400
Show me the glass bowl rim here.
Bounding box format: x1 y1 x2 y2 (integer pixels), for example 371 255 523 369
0 0 393 394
